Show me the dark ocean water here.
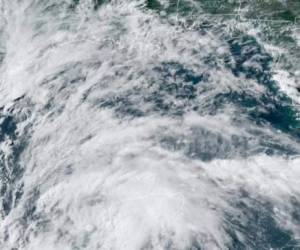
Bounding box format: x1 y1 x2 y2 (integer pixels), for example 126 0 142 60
0 0 300 249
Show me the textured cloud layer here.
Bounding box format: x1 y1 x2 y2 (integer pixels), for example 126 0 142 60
0 0 299 249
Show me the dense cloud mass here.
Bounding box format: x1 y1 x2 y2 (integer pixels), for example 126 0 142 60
0 0 300 249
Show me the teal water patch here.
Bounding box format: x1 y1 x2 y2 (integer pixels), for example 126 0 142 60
146 0 200 17
214 90 300 141
70 0 108 10
220 31 300 139
95 62 208 117
146 0 162 11
0 99 32 217
0 114 25 216
225 196 299 250
227 35 274 89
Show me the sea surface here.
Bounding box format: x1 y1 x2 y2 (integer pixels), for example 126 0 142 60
0 0 300 249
